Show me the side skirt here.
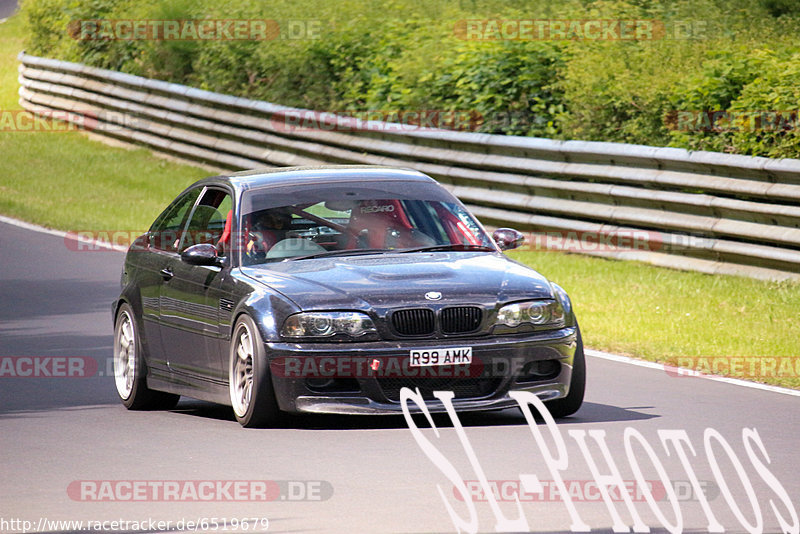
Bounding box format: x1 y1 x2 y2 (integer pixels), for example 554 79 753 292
147 371 231 406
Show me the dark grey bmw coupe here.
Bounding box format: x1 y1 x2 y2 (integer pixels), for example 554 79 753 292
113 166 585 427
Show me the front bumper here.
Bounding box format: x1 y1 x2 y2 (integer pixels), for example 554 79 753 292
266 326 578 414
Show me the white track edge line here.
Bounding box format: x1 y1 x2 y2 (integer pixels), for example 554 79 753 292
586 349 800 397
0 214 128 252
3 214 799 398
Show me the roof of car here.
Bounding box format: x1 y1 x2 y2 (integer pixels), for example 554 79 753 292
208 165 436 191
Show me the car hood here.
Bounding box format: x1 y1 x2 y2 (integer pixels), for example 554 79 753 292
241 252 554 311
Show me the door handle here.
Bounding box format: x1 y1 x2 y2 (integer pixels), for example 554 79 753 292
160 267 174 281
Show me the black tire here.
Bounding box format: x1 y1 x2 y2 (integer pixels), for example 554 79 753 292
545 326 586 418
113 303 180 410
229 314 282 428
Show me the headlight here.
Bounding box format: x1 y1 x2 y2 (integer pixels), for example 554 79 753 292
281 312 377 338
495 300 565 329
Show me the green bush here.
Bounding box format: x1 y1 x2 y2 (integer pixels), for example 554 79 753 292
420 41 565 136
727 51 800 157
666 49 774 153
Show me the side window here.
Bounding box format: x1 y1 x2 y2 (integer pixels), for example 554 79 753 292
149 188 202 253
180 188 233 254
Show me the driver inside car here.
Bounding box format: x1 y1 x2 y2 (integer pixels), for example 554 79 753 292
245 208 294 262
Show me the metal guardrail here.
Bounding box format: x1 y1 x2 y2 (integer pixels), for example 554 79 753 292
17 51 800 281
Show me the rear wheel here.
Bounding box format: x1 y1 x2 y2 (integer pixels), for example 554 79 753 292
114 303 180 410
229 315 281 427
545 326 586 418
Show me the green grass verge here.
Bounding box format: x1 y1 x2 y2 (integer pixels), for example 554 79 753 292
1 13 798 389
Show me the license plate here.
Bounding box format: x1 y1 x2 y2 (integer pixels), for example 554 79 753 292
409 347 472 367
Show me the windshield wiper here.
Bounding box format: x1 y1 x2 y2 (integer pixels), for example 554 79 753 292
282 248 390 261
398 244 497 254
284 243 496 261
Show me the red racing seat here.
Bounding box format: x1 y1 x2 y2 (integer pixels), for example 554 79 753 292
346 199 414 248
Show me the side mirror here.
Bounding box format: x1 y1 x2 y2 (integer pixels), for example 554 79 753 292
181 243 223 267
492 228 525 251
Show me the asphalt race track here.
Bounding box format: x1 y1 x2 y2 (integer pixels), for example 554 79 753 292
1 219 798 534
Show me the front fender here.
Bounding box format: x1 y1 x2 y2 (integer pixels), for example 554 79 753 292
229 282 299 345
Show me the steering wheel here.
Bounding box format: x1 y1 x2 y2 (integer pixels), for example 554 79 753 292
245 232 268 262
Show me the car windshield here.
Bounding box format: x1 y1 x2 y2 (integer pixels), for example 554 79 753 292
238 179 495 264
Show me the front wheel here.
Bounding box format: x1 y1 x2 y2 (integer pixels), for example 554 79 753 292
545 326 586 418
229 315 281 428
114 303 180 410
